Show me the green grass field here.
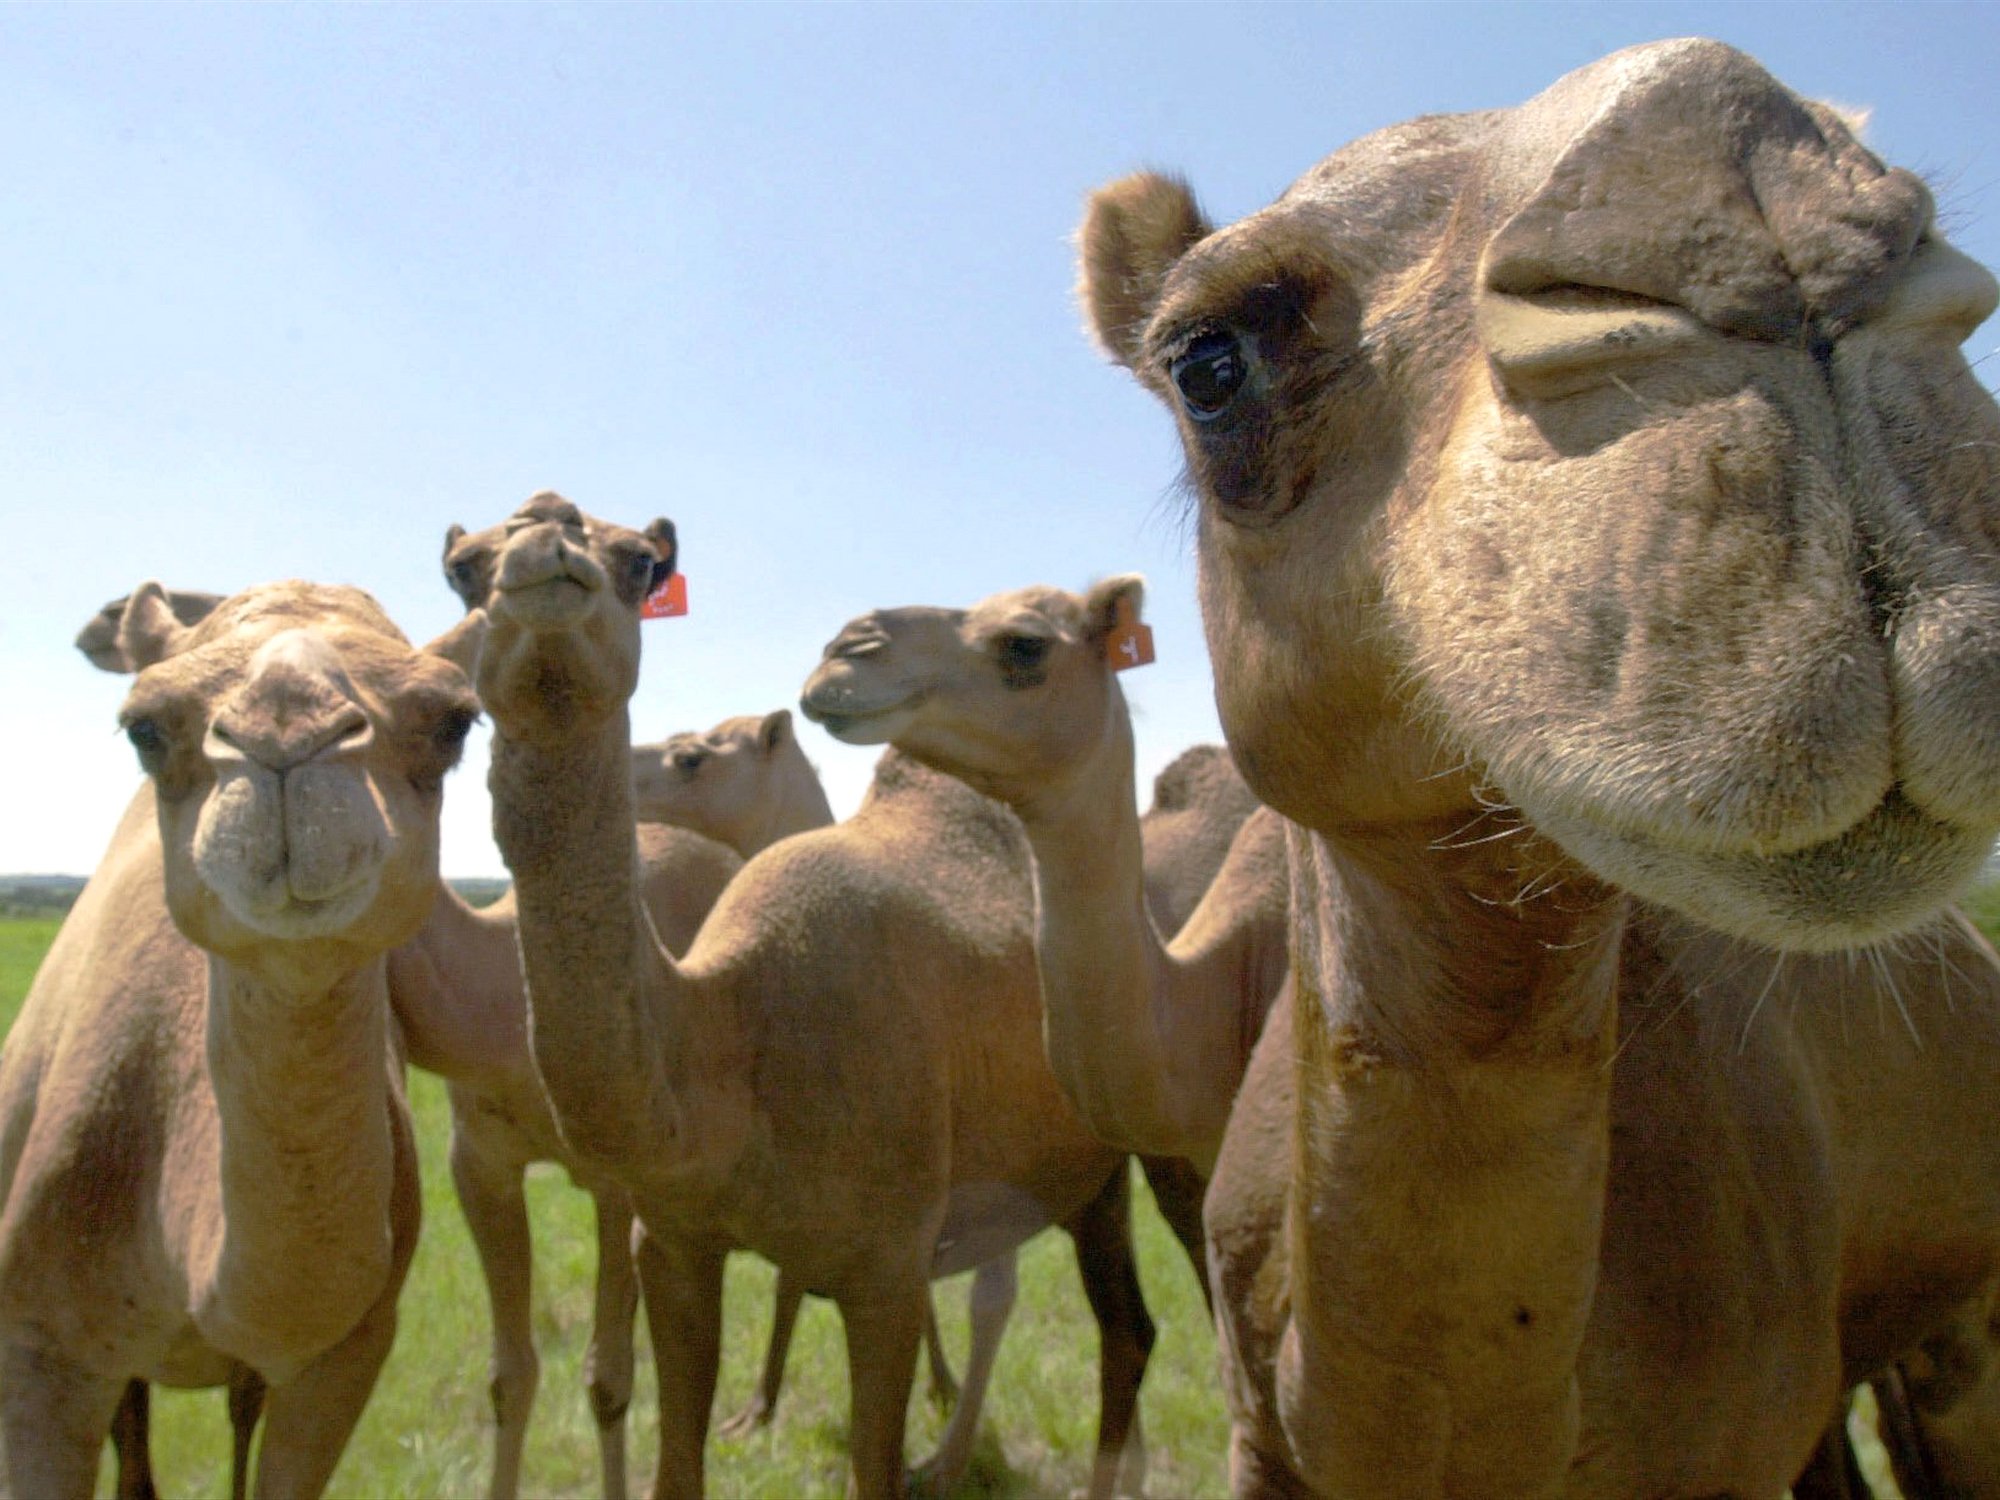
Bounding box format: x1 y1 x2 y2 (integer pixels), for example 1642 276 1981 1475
0 916 1229 1499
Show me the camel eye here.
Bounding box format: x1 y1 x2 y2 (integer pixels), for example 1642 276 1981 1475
434 707 477 756
673 749 706 774
125 717 167 769
997 635 1052 687
1171 330 1249 421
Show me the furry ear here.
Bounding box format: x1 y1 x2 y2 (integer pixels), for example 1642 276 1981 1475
1078 173 1211 369
1083 574 1147 641
424 609 488 678
77 586 222 674
644 518 678 591
759 708 793 754
444 523 466 554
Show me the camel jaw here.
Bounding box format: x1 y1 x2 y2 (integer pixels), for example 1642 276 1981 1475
1523 789 1994 953
798 662 923 746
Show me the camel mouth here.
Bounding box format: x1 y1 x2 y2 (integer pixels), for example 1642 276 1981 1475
799 696 922 746
492 574 597 626
799 655 925 744
215 875 385 942
1524 788 1993 952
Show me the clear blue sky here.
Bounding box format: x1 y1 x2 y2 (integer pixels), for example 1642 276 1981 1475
7 3 1997 878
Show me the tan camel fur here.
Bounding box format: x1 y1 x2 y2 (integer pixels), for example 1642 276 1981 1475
1069 35 2000 1498
386 825 740 1500
803 581 1291 1180
1135 745 1275 1312
447 492 1155 1500
630 710 977 1447
76 586 746 1500
1141 745 1262 935
631 711 835 858
0 579 480 1498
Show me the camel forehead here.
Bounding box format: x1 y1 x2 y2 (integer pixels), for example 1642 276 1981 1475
1153 37 1922 349
130 584 439 711
961 586 1083 639
183 583 406 656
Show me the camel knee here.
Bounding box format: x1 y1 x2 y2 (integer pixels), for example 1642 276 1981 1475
488 1346 540 1430
587 1373 631 1430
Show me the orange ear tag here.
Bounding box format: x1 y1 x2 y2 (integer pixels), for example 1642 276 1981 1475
1105 596 1155 672
641 573 688 620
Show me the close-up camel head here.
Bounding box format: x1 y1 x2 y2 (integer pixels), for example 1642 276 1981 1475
111 579 480 983
443 491 675 742
800 576 1145 812
1078 37 2000 951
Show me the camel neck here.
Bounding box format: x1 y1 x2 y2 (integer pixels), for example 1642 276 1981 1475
745 763 836 856
1275 822 1622 1491
386 886 526 1085
489 712 702 1170
197 958 397 1382
1011 691 1246 1170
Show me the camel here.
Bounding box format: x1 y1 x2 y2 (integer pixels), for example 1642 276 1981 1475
804 606 1290 1310
1047 35 2000 1497
631 709 983 1447
802 581 1291 1180
0 578 480 1497
446 491 1157 1500
77 586 747 1500
384 825 740 1500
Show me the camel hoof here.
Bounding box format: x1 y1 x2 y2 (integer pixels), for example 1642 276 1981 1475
716 1397 773 1440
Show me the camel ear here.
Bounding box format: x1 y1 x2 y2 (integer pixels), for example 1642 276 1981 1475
1083 574 1147 642
644 518 678 592
1078 172 1211 369
758 708 792 754
424 609 488 678
76 585 222 673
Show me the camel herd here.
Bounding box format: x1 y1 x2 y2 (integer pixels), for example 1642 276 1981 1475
4 34 2000 1500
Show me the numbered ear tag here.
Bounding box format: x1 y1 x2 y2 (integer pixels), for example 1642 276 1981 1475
641 573 688 620
1105 595 1155 671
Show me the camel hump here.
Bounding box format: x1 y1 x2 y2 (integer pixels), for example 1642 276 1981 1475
1484 37 1931 343
1149 743 1254 816
857 749 1032 876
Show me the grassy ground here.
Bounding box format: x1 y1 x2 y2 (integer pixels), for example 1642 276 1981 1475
0 916 1229 1499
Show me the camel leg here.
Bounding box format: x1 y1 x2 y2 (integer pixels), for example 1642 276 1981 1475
718 1268 805 1438
585 1193 638 1500
636 1226 725 1500
229 1364 268 1500
1790 1401 1870 1500
0 1342 125 1500
109 1379 158 1500
1875 1365 1947 1498
1138 1153 1213 1316
836 1273 928 1500
250 1290 399 1499
921 1295 958 1407
1226 1426 1316 1500
1067 1165 1156 1500
448 1124 539 1500
910 1254 1017 1495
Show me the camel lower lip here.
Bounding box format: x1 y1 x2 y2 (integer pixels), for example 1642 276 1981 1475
800 698 916 744
1524 789 1993 952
